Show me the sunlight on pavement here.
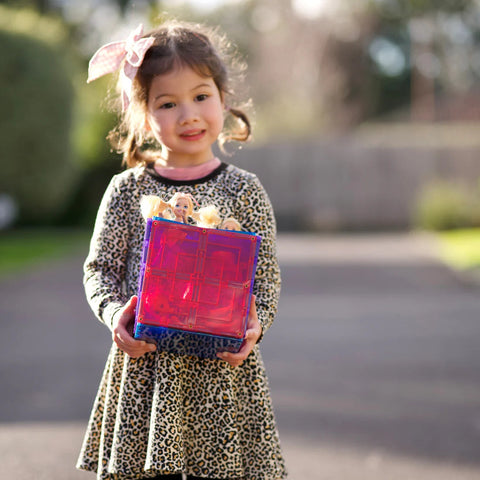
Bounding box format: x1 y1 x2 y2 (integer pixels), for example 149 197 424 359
276 233 441 265
1 422 479 480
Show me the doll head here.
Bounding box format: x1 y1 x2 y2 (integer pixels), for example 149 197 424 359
99 20 252 167
168 192 194 223
221 217 242 231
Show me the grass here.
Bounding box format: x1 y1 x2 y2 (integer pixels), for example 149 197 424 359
0 228 90 276
437 228 480 270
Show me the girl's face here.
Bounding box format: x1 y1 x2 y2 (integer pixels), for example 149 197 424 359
146 66 225 167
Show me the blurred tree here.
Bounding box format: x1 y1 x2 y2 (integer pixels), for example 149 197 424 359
0 0 51 13
264 0 480 130
61 74 122 226
371 0 472 18
0 6 80 225
368 0 480 122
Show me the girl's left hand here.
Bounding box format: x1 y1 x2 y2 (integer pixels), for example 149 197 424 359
217 295 262 368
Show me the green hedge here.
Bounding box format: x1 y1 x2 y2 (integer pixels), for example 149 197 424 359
0 7 78 224
413 179 480 231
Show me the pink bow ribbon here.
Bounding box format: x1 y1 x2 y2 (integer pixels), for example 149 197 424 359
87 24 155 110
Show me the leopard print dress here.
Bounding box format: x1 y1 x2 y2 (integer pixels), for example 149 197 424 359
76 162 287 480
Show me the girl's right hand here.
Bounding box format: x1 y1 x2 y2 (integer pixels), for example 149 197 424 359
111 296 156 358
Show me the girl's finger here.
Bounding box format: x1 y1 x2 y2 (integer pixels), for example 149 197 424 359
122 295 138 316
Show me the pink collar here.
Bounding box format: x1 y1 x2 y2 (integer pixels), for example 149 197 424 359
153 157 221 181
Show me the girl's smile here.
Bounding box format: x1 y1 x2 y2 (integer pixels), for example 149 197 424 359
179 129 207 141
146 66 225 167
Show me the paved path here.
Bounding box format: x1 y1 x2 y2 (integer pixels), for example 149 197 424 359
1 233 480 480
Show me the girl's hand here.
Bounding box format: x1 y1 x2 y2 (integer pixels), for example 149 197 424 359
111 296 156 358
217 296 262 368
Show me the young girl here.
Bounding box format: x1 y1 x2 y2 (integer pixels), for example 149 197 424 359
78 20 287 480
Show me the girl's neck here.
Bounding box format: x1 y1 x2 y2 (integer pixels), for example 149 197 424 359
153 143 220 178
153 157 221 181
155 158 211 169
154 149 216 168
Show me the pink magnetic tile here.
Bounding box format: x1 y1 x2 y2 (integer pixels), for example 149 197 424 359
136 219 260 340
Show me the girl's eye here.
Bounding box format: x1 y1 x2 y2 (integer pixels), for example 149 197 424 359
160 102 175 110
196 94 209 102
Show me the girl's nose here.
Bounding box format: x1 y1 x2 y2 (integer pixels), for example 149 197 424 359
179 104 199 124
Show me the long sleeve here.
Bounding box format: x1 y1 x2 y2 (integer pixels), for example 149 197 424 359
234 174 281 339
83 175 133 330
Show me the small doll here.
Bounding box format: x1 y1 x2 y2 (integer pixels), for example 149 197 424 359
168 192 195 224
140 195 172 221
221 217 242 231
192 205 222 229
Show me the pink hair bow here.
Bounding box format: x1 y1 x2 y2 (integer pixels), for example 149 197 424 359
87 24 155 110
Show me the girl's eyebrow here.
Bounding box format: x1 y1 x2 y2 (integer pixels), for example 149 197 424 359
153 83 214 102
192 83 214 91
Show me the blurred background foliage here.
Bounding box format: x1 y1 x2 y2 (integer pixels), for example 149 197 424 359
1 0 480 230
0 6 77 225
414 179 480 230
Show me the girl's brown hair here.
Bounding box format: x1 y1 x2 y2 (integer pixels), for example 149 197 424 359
108 20 252 168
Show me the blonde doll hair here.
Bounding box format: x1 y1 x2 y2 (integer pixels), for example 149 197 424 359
140 195 172 220
192 205 222 229
108 20 252 168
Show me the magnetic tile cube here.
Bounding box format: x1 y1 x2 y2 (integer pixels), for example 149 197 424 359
134 217 261 358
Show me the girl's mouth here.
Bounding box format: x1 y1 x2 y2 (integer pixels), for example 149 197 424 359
180 129 206 141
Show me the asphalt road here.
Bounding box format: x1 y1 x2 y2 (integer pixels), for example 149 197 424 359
1 233 480 480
